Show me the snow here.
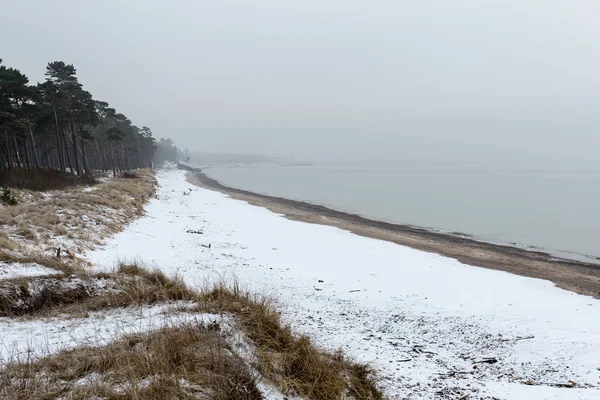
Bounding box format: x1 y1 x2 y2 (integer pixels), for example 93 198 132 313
85 170 600 399
1 298 287 398
217 313 302 400
0 275 121 316
258 381 302 400
0 302 220 364
0 262 59 280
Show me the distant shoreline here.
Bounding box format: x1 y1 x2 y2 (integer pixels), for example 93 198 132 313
185 167 600 299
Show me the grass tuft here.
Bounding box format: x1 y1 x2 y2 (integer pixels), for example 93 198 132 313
0 263 198 317
0 275 90 316
0 250 78 274
15 225 37 241
0 325 263 400
200 283 383 400
0 266 382 399
0 232 17 250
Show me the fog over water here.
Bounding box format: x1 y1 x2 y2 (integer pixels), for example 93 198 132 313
1 1 599 165
3 1 599 256
206 164 600 262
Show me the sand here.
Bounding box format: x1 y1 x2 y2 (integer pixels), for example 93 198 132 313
187 170 600 299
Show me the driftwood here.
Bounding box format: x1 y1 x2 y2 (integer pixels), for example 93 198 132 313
522 380 577 388
476 357 498 364
499 335 534 342
437 371 472 377
412 345 437 355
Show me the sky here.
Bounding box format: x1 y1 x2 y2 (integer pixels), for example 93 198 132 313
1 0 599 164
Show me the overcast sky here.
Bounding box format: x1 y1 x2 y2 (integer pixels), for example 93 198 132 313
2 0 599 163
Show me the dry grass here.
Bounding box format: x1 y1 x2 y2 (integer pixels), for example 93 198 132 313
0 231 17 251
0 263 197 317
0 250 79 274
0 265 382 399
0 273 92 317
0 168 156 263
0 167 383 399
200 284 383 400
15 225 37 241
0 324 262 400
78 265 197 314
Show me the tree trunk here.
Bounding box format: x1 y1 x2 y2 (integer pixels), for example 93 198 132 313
52 101 65 173
44 142 51 168
12 134 21 170
57 128 65 171
94 138 106 172
147 146 153 169
53 149 60 170
119 142 125 172
78 124 90 176
125 147 131 170
62 128 73 174
81 141 89 175
116 142 122 173
110 141 116 177
4 129 13 173
0 140 7 170
24 138 31 170
26 117 40 168
135 139 142 169
69 115 81 175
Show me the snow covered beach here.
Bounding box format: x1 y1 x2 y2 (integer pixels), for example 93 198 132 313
87 169 600 399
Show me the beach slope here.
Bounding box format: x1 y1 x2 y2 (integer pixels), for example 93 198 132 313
189 170 600 300
87 169 600 399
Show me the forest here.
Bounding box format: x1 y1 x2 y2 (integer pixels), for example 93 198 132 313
0 59 178 180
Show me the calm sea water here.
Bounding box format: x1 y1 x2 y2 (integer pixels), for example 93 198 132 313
205 164 600 262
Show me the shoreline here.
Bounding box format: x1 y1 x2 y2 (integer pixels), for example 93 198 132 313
186 168 600 299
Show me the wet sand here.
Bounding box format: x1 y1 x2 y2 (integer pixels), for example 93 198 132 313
187 169 600 299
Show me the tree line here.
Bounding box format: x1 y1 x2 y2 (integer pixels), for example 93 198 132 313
0 59 177 177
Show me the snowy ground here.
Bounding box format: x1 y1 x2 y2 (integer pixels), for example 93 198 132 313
86 170 600 399
0 302 217 363
0 261 58 280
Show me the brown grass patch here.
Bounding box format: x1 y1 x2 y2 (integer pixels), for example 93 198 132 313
0 264 382 399
200 284 383 400
0 274 92 317
0 324 262 400
0 263 197 318
0 232 17 250
0 250 79 275
54 226 68 236
15 225 37 241
0 168 156 257
79 265 197 313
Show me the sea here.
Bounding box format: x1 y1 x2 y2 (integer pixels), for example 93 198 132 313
203 163 600 263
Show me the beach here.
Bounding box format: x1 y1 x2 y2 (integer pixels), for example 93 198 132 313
82 168 600 398
189 170 600 300
3 167 598 398
3 2 598 397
